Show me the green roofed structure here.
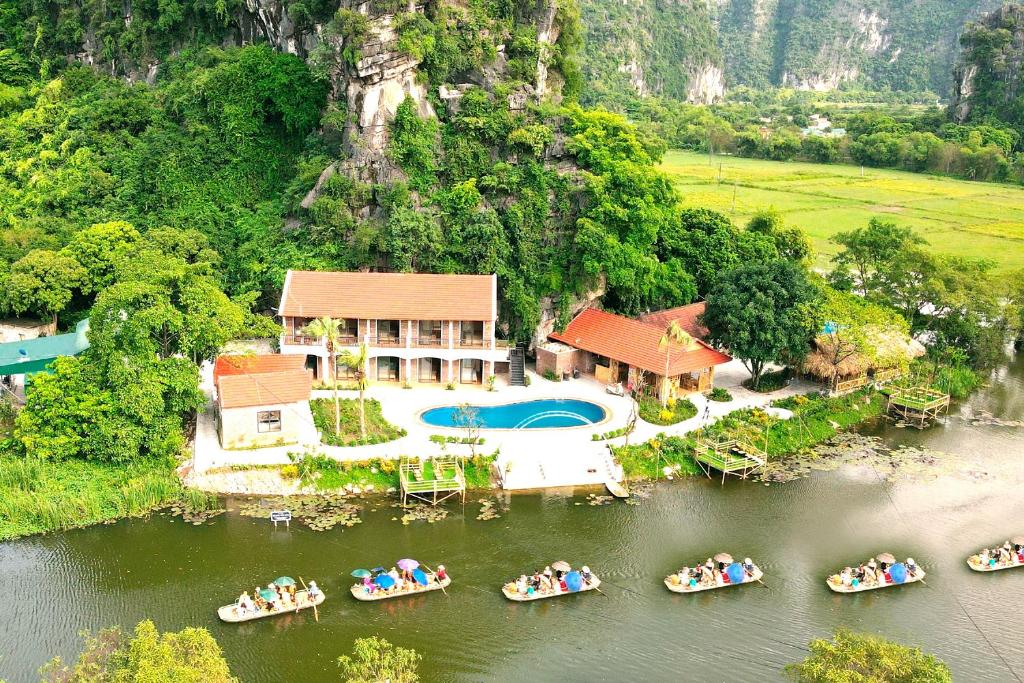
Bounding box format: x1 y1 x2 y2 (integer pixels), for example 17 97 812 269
0 319 90 377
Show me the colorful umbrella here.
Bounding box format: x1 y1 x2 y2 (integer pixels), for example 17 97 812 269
259 588 278 601
564 571 583 592
397 558 419 571
351 569 372 578
726 563 746 584
375 574 396 589
412 568 428 586
551 560 571 572
713 552 734 565
273 576 295 587
876 552 896 565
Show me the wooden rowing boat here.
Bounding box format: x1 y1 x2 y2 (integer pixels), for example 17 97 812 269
217 590 325 623
350 575 451 601
826 570 925 593
967 555 1024 572
502 576 601 601
605 481 629 498
664 567 763 593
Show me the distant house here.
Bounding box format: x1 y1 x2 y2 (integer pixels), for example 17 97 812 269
538 307 732 402
278 270 511 387
0 319 90 394
213 354 313 449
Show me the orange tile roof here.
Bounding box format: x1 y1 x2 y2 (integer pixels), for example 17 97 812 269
639 302 709 339
214 354 305 387
549 308 731 376
279 271 496 321
217 370 312 409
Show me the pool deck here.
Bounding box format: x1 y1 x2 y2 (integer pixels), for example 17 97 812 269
190 359 815 490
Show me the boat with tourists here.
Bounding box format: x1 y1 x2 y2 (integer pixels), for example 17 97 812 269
218 577 324 623
350 560 451 600
967 537 1024 572
502 561 600 601
826 553 924 593
664 553 762 593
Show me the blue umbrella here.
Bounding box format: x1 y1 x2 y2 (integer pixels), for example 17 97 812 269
726 563 746 584
374 574 396 589
564 571 583 592
889 562 907 584
412 568 428 586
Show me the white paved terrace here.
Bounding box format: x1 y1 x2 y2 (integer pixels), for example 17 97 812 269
191 359 818 490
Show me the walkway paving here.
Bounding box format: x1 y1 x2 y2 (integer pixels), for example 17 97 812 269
190 359 818 491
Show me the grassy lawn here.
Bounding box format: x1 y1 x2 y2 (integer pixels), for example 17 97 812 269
660 150 1024 272
638 396 697 425
310 398 405 446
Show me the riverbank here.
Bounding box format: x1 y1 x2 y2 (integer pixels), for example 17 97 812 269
614 389 887 481
0 456 215 541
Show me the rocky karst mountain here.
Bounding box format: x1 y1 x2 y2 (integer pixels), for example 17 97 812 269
579 0 1004 104
952 3 1024 130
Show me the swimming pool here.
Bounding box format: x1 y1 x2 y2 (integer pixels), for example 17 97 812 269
420 399 607 429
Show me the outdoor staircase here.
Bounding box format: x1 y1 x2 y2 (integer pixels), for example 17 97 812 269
509 347 526 386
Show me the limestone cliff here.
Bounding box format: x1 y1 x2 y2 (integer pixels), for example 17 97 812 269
952 3 1024 126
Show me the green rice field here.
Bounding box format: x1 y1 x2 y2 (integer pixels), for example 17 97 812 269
660 150 1024 272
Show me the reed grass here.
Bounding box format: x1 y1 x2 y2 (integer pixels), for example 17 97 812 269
0 456 188 541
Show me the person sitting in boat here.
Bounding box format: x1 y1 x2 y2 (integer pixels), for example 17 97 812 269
839 567 853 588
1016 543 1024 563
308 581 322 602
742 558 756 577
692 564 704 585
436 565 447 582
980 548 992 567
515 575 528 596
237 591 254 615
581 566 593 585
1000 543 1014 565
542 567 554 593
906 558 918 577
266 584 281 611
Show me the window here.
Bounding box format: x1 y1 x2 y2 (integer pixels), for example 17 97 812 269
377 356 400 381
419 357 441 382
460 358 482 384
378 320 401 341
340 318 358 340
335 362 358 381
418 320 441 344
257 410 282 433
461 321 483 346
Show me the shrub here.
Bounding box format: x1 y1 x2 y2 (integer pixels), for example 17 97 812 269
543 370 560 382
638 396 698 425
280 465 299 479
743 368 791 393
708 387 732 402
784 628 951 682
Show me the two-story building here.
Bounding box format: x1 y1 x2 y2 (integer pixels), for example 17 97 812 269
278 270 510 387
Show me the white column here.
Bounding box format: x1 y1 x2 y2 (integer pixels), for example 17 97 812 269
406 320 412 348
406 357 412 383
448 321 454 350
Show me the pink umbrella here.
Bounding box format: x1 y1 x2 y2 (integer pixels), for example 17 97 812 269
396 558 419 571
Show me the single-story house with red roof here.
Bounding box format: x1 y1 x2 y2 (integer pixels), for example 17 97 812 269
540 306 731 403
214 354 313 449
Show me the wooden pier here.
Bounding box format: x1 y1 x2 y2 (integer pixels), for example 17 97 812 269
886 385 950 428
693 437 767 483
399 456 466 507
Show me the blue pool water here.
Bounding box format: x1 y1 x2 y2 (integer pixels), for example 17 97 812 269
421 399 606 429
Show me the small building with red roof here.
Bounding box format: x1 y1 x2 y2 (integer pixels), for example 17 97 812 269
214 354 313 449
541 306 731 402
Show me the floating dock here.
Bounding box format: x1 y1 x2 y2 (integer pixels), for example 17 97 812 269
693 437 767 483
886 385 950 429
399 456 466 507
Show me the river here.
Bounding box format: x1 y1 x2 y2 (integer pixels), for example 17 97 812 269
2 355 1023 682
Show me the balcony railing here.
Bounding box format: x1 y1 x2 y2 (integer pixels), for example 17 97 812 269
282 335 358 346
414 336 444 348
369 336 404 348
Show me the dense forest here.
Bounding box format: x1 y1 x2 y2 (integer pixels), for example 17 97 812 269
579 0 1003 106
0 0 1021 543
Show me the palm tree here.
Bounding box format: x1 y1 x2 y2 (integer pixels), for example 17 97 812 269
658 320 693 408
301 316 344 436
339 342 369 439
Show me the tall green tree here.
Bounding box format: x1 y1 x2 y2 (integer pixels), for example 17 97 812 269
702 260 821 389
40 619 237 683
338 636 421 683
302 316 345 436
3 249 86 324
338 342 369 440
830 219 924 296
784 628 951 683
60 221 141 294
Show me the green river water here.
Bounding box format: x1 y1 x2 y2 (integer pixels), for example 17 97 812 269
2 355 1023 682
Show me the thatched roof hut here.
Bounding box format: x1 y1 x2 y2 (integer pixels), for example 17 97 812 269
802 326 925 383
